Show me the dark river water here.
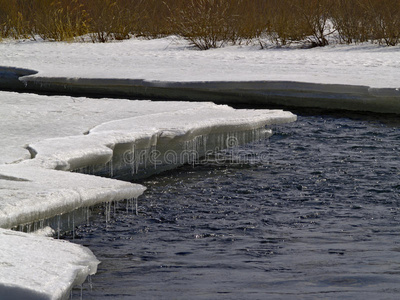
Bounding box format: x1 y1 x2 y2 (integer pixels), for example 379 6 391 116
69 111 400 299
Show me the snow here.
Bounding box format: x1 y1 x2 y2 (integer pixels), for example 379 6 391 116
0 37 399 88
0 228 99 300
0 92 210 165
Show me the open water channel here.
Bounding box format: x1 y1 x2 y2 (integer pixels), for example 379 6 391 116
68 110 400 299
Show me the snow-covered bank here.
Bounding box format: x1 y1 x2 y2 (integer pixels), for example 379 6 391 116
0 37 398 114
0 37 399 88
0 228 99 300
0 91 295 299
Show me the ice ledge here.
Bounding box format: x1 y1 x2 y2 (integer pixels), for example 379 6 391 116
0 164 146 229
19 76 400 114
0 66 38 90
24 105 296 180
0 228 99 300
0 91 296 299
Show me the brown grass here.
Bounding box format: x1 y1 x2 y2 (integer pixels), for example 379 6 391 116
1 0 400 47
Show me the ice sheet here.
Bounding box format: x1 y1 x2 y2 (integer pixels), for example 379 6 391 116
24 102 295 179
0 37 399 88
0 163 146 229
0 91 215 165
0 228 99 300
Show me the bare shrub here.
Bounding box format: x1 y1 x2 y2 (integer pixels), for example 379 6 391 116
87 0 137 43
1 0 400 47
133 0 176 38
290 0 335 47
32 0 90 41
0 0 34 39
331 1 372 44
265 0 308 46
360 0 400 46
167 0 238 50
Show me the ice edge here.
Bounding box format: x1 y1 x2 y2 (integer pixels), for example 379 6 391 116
18 75 400 114
0 92 296 300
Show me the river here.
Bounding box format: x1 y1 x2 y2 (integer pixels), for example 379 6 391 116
68 110 400 299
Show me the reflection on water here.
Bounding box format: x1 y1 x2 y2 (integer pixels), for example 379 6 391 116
68 112 400 299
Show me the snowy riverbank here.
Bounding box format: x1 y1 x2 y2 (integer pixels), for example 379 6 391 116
1 37 399 114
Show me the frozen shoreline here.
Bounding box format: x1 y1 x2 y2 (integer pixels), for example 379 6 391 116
0 91 295 299
0 37 399 88
1 36 399 114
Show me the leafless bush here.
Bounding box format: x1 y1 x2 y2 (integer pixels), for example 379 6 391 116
167 0 237 50
359 0 400 46
1 0 400 47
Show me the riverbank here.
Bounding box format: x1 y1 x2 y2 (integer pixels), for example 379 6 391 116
1 37 399 114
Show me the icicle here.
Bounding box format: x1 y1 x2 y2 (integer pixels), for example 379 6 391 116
57 215 61 239
130 144 136 175
88 275 93 290
203 135 208 155
105 202 109 226
72 211 75 240
144 148 149 170
130 198 134 214
153 145 157 170
109 159 113 178
135 152 140 174
108 202 111 223
86 207 90 226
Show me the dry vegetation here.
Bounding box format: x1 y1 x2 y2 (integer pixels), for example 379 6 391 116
1 0 400 48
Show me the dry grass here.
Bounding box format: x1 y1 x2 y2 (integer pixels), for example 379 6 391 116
1 0 400 47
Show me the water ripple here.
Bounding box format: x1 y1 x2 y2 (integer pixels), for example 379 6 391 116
69 112 400 299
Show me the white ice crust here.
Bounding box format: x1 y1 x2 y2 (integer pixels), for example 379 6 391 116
0 228 99 300
0 90 296 299
0 164 146 229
